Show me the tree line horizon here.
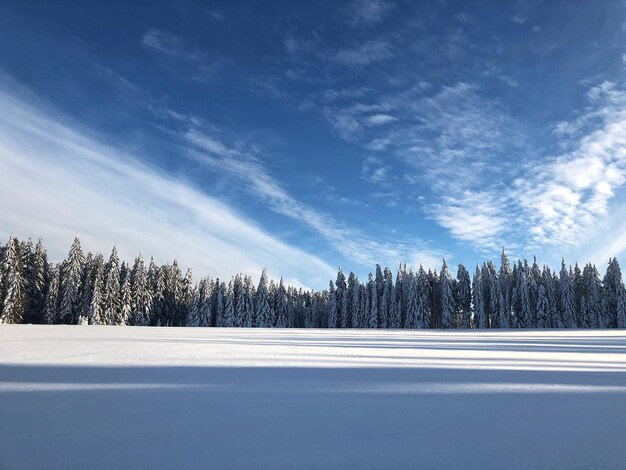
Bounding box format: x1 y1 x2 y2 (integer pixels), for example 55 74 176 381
1 234 625 329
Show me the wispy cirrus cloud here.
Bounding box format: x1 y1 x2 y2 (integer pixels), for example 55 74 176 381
0 86 334 288
349 0 395 26
184 127 446 269
333 40 394 66
141 29 222 82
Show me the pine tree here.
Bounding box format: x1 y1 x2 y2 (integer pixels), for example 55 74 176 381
603 258 623 328
456 264 471 329
118 274 133 325
275 277 288 328
88 260 105 325
103 245 121 325
24 239 49 324
59 236 84 324
536 282 550 328
326 281 337 328
131 255 152 326
335 268 347 328
497 249 512 328
1 235 26 323
351 276 361 328
243 276 255 327
559 259 576 328
187 277 212 327
440 259 456 329
473 265 486 329
416 265 430 329
234 274 245 327
404 274 419 329
345 272 357 328
222 280 236 327
617 286 626 329
44 264 61 324
368 273 378 328
255 270 272 327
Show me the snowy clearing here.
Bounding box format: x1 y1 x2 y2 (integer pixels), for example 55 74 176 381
1 326 625 469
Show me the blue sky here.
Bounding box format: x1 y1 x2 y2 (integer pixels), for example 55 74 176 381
0 0 625 288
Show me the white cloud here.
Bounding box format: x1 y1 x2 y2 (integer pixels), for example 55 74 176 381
349 0 394 25
0 88 335 289
367 113 397 125
512 15 526 24
334 40 394 66
513 82 626 248
433 191 509 251
141 29 221 82
184 128 446 269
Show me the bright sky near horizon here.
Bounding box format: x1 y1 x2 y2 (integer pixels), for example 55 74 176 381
0 0 625 288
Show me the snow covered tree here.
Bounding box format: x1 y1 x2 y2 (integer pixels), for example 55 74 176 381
130 255 152 326
364 273 375 328
617 285 626 329
255 270 272 327
326 281 337 328
234 274 245 327
243 276 255 327
456 264 471 329
275 277 288 328
24 239 49 324
415 266 430 329
1 235 26 323
536 282 550 328
559 259 576 328
187 277 212 327
603 258 623 328
88 259 105 325
44 264 61 324
440 260 456 329
335 268 347 328
59 236 84 324
118 273 133 325
404 274 419 329
221 280 236 327
473 265 486 329
103 245 121 325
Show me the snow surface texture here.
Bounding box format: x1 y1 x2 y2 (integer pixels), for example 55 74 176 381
1 326 625 469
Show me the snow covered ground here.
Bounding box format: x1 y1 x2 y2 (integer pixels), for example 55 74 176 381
1 326 625 469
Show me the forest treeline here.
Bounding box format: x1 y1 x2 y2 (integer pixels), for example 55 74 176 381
1 235 625 329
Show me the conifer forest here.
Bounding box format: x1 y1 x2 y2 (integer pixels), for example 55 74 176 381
2 234 625 329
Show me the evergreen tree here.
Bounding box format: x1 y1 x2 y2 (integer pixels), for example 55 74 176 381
103 245 121 325
536 282 550 329
335 268 347 328
1 235 26 324
88 260 105 325
603 258 623 328
440 259 456 329
416 265 430 329
24 239 49 324
473 265 486 329
119 274 133 325
59 236 84 324
255 270 272 327
559 259 576 328
326 281 337 328
222 280 236 327
243 276 255 327
44 264 61 324
350 276 361 328
456 264 471 329
404 274 419 329
275 277 288 328
131 255 152 326
368 273 378 328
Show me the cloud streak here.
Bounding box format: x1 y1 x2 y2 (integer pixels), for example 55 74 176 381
0 87 335 288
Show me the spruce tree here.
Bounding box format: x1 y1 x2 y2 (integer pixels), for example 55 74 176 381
326 281 337 328
1 235 26 324
255 270 272 327
559 259 576 328
131 255 152 326
103 245 121 325
119 274 133 325
440 259 456 329
473 265 486 329
456 264 471 329
88 260 105 325
368 273 378 328
275 277 288 328
222 280 236 327
44 264 61 324
59 236 84 324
